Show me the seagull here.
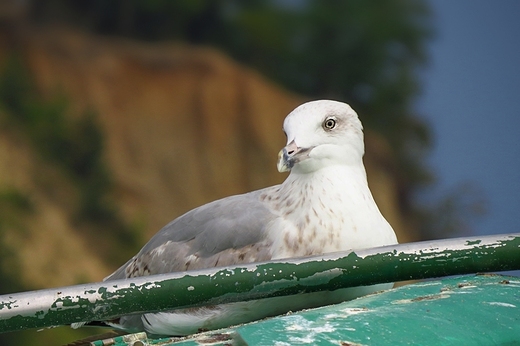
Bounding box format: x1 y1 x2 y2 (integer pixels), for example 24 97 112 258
75 100 398 336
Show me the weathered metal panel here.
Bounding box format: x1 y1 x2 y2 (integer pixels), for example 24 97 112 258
0 233 519 334
136 274 520 345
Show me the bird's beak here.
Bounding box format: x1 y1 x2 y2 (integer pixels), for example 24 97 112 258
277 140 309 172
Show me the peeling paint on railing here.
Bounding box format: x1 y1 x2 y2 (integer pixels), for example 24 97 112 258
0 233 519 334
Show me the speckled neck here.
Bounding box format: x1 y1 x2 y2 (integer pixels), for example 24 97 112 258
266 164 393 258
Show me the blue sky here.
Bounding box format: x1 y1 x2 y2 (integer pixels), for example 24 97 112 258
418 1 520 237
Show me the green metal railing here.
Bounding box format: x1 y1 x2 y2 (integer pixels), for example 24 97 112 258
0 233 519 334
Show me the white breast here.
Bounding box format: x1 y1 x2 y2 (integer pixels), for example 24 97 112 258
268 165 397 259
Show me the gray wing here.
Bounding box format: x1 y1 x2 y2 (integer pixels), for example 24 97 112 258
105 186 280 281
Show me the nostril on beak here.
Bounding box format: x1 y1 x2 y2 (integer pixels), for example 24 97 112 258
287 150 294 155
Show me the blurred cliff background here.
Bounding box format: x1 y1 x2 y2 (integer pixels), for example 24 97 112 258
1 0 517 344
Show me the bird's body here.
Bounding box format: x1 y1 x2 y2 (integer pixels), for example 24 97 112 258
75 100 398 336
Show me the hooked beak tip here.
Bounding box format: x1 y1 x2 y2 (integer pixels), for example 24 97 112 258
277 140 299 173
277 148 292 172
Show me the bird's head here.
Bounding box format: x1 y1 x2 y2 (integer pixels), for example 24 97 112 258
277 100 364 174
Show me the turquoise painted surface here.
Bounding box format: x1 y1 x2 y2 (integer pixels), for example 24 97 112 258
130 274 520 345
235 274 520 345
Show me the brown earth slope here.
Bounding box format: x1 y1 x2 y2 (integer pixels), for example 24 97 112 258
0 26 414 290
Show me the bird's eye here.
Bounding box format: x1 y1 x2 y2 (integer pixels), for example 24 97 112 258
323 118 336 130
